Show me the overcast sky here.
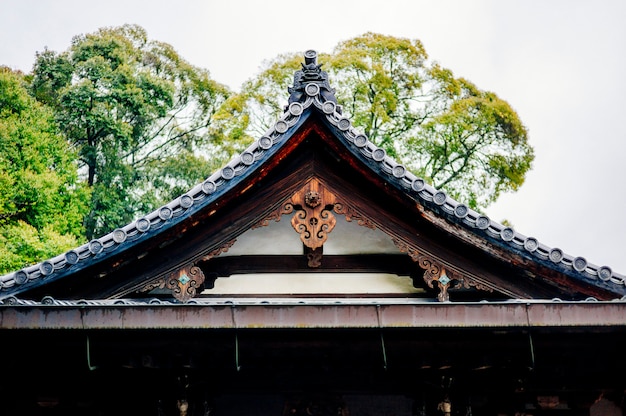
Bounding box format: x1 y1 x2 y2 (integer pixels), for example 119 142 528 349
2 0 626 274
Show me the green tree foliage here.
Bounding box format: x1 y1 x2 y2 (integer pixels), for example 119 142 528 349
0 68 89 274
30 24 233 239
238 33 534 209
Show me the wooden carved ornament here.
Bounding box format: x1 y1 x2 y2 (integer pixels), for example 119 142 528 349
140 264 206 303
285 178 338 250
392 238 494 301
393 238 461 302
169 265 205 302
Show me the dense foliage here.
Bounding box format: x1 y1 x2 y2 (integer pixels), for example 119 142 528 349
0 68 89 273
30 24 233 239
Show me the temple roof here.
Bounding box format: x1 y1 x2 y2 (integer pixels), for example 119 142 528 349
1 50 625 303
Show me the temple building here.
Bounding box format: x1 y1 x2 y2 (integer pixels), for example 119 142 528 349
1 51 624 415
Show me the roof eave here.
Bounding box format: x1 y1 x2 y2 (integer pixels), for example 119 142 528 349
1 298 625 329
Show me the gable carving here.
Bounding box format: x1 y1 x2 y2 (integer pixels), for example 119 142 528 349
255 178 376 252
140 264 205 303
286 179 338 250
333 202 376 229
393 238 458 302
138 240 235 302
306 247 324 268
201 240 236 262
393 238 494 301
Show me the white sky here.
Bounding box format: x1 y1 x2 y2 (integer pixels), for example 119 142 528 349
2 0 626 274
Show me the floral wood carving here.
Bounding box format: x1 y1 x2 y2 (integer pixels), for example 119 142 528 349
140 265 205 303
252 179 381 266
333 203 376 229
255 184 375 238
138 279 163 294
251 206 293 229
140 240 235 299
392 238 493 301
285 178 338 250
169 265 205 302
458 276 494 293
393 238 459 302
200 240 236 261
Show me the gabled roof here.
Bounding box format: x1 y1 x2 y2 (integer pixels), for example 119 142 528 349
1 50 625 303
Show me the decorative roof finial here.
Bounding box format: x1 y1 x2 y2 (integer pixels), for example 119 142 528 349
304 49 317 66
288 50 338 106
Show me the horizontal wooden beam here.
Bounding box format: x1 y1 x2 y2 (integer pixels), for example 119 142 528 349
200 254 417 277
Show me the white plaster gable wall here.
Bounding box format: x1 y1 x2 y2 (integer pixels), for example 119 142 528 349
207 216 416 295
224 215 399 257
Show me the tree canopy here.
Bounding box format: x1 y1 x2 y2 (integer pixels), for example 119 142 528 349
30 24 233 239
238 33 533 208
0 68 89 273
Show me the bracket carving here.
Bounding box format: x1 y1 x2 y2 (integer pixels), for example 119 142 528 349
140 264 205 303
255 178 378 250
393 238 460 302
458 276 494 293
252 206 293 229
333 203 376 229
200 240 236 261
393 238 493 301
306 247 323 268
253 178 381 267
139 240 235 301
284 178 338 250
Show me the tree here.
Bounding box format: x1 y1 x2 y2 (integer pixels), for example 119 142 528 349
238 33 533 209
30 24 234 239
0 68 89 274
